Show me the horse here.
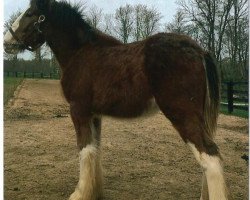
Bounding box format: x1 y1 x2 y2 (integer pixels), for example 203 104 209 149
4 0 229 199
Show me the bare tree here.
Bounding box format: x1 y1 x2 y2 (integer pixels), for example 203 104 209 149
103 14 115 36
176 0 248 81
86 5 103 29
133 4 145 41
140 6 161 39
34 48 42 63
165 10 206 43
165 10 188 34
133 4 162 41
178 0 234 61
114 4 134 43
223 0 248 80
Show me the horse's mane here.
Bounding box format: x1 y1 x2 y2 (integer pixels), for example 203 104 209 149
41 0 121 46
46 0 96 43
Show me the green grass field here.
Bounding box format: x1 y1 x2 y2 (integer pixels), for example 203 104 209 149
220 105 248 119
4 77 24 105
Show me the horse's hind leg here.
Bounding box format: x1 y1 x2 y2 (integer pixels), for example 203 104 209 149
154 95 228 199
69 103 103 200
200 172 209 200
188 141 227 200
182 113 228 200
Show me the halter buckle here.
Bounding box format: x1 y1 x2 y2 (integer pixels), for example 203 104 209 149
38 15 46 23
34 15 46 33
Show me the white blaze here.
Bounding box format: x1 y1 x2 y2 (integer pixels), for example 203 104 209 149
4 11 26 43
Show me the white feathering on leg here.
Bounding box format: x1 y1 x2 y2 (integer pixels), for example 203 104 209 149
188 142 228 200
69 144 102 200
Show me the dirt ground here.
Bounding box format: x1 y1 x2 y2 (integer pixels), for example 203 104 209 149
4 79 248 200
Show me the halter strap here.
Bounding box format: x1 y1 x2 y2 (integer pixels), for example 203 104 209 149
8 27 34 51
8 27 21 43
34 15 46 33
8 15 46 52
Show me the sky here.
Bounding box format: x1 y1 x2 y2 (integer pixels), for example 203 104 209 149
4 0 178 23
3 0 179 59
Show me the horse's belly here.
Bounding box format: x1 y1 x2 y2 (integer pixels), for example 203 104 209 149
99 97 160 118
138 98 159 118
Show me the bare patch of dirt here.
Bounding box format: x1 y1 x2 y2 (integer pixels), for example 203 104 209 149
4 79 248 200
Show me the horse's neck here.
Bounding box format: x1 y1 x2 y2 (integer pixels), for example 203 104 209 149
95 31 122 46
45 31 79 69
45 28 122 70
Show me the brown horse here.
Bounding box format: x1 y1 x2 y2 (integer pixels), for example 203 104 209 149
4 0 229 199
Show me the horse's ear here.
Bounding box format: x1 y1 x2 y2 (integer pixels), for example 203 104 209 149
36 0 54 12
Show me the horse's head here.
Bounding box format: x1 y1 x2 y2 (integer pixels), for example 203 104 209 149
4 0 53 54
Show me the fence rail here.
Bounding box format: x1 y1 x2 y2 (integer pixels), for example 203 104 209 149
4 71 60 79
4 72 248 113
221 81 248 113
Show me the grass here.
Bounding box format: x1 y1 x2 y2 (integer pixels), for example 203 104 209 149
220 105 248 119
4 77 24 105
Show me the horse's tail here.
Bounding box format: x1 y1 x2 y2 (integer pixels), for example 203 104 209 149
203 52 220 139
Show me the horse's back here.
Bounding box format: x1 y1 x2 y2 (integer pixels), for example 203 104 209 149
144 32 204 72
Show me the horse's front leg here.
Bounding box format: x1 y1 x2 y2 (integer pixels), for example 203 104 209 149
69 104 103 200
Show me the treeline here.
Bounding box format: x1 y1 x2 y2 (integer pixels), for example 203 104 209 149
4 58 59 74
4 0 248 82
91 4 162 43
166 0 248 81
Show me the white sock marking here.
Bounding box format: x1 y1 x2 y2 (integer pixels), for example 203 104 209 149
188 142 227 200
69 144 102 200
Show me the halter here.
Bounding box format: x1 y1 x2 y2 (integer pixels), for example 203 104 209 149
8 15 46 52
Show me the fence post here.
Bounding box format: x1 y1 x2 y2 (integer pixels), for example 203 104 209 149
15 72 18 78
227 81 234 113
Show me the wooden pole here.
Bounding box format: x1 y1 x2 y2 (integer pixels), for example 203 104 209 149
227 81 234 113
